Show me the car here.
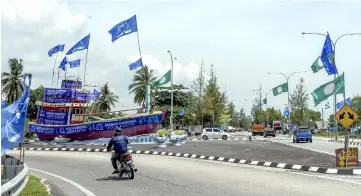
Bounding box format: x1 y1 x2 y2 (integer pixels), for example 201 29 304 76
201 128 230 140
293 127 312 143
264 126 276 137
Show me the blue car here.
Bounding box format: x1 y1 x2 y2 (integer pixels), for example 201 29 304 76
293 127 312 143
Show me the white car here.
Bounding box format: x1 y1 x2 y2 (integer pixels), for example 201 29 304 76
201 128 230 140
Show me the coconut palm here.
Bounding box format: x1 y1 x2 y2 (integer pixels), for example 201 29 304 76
92 83 119 112
128 65 157 105
1 58 26 104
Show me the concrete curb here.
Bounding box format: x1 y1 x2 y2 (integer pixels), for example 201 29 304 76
11 147 361 176
188 137 254 141
328 139 361 146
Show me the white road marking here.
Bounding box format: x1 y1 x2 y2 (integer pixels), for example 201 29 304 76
29 168 96 196
291 171 361 185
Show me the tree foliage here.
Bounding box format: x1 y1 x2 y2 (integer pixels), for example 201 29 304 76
290 77 309 124
1 58 28 104
128 65 157 105
92 83 119 113
27 86 44 120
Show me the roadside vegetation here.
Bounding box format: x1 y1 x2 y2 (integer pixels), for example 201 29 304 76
19 175 49 196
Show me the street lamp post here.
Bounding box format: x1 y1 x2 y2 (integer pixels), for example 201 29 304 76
167 50 174 130
252 89 272 126
267 71 307 125
301 32 361 141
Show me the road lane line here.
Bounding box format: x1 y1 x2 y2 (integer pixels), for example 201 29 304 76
29 168 96 196
291 171 361 185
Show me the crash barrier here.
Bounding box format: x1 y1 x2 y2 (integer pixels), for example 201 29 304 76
1 155 29 196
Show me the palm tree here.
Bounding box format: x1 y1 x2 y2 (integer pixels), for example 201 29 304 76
92 83 119 113
128 65 157 105
1 58 26 104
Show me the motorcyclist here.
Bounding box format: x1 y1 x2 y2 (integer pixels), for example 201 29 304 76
106 127 129 174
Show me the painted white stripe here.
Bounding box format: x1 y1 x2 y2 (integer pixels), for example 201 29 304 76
199 155 205 159
70 148 75 151
191 154 197 158
291 165 302 170
144 151 150 154
37 148 42 151
61 148 67 151
239 160 247 164
53 148 58 151
228 158 235 162
208 156 215 160
183 154 189 157
218 157 224 161
277 163 286 168
29 148 34 150
136 150 141 154
102 149 107 152
94 149 99 152
78 148 83 151
161 152 167 155
264 162 272 166
86 149 91 152
176 153 181 157
153 151 158 155
45 148 50 151
168 153 174 156
326 169 338 174
250 161 259 165
309 167 319 172
30 168 96 196
353 169 361 175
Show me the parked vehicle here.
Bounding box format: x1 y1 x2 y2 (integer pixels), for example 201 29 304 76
293 127 312 143
201 128 230 140
264 125 276 137
252 124 265 136
272 121 282 133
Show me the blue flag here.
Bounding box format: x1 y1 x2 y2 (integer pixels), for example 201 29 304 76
336 97 352 109
321 33 338 75
1 101 6 109
180 107 184 116
1 74 32 155
59 56 68 71
69 59 81 68
66 34 90 55
108 15 138 42
48 44 65 57
129 58 143 71
88 89 101 101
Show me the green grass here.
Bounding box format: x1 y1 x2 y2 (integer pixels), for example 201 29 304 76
19 175 50 196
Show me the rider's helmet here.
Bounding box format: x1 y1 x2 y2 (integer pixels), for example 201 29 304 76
114 127 123 136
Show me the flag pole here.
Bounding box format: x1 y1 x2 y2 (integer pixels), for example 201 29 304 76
167 50 174 130
57 51 64 88
51 52 59 88
83 49 89 90
135 17 150 113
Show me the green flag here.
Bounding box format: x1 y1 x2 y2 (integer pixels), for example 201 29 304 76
311 73 345 106
152 70 171 87
311 56 324 73
272 82 288 96
263 98 267 104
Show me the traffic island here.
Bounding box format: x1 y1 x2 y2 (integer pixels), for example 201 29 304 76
19 175 50 196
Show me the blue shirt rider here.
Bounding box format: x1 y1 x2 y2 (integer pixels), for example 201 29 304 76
107 127 129 174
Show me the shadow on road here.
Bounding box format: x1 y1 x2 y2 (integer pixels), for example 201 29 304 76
96 175 131 181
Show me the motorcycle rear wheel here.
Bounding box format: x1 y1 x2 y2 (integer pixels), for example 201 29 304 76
127 168 135 179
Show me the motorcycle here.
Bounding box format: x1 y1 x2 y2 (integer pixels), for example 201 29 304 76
112 151 137 179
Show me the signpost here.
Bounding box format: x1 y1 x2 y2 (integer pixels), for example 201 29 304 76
334 104 360 167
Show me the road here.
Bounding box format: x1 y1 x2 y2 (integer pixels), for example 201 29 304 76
8 150 361 196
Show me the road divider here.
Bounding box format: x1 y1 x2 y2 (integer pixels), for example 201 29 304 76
328 139 361 146
11 147 361 176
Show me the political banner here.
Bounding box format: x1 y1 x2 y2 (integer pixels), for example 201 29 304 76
43 88 74 103
75 92 89 101
37 109 68 125
29 112 163 135
61 80 82 89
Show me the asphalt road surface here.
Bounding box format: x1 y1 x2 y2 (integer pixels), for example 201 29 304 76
24 140 338 167
8 151 361 196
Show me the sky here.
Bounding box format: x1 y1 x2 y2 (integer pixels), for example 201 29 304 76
2 0 361 120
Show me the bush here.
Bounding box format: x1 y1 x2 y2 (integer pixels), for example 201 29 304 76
156 129 170 137
174 130 185 135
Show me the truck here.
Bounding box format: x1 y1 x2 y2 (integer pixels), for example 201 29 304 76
252 124 265 136
272 121 282 133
